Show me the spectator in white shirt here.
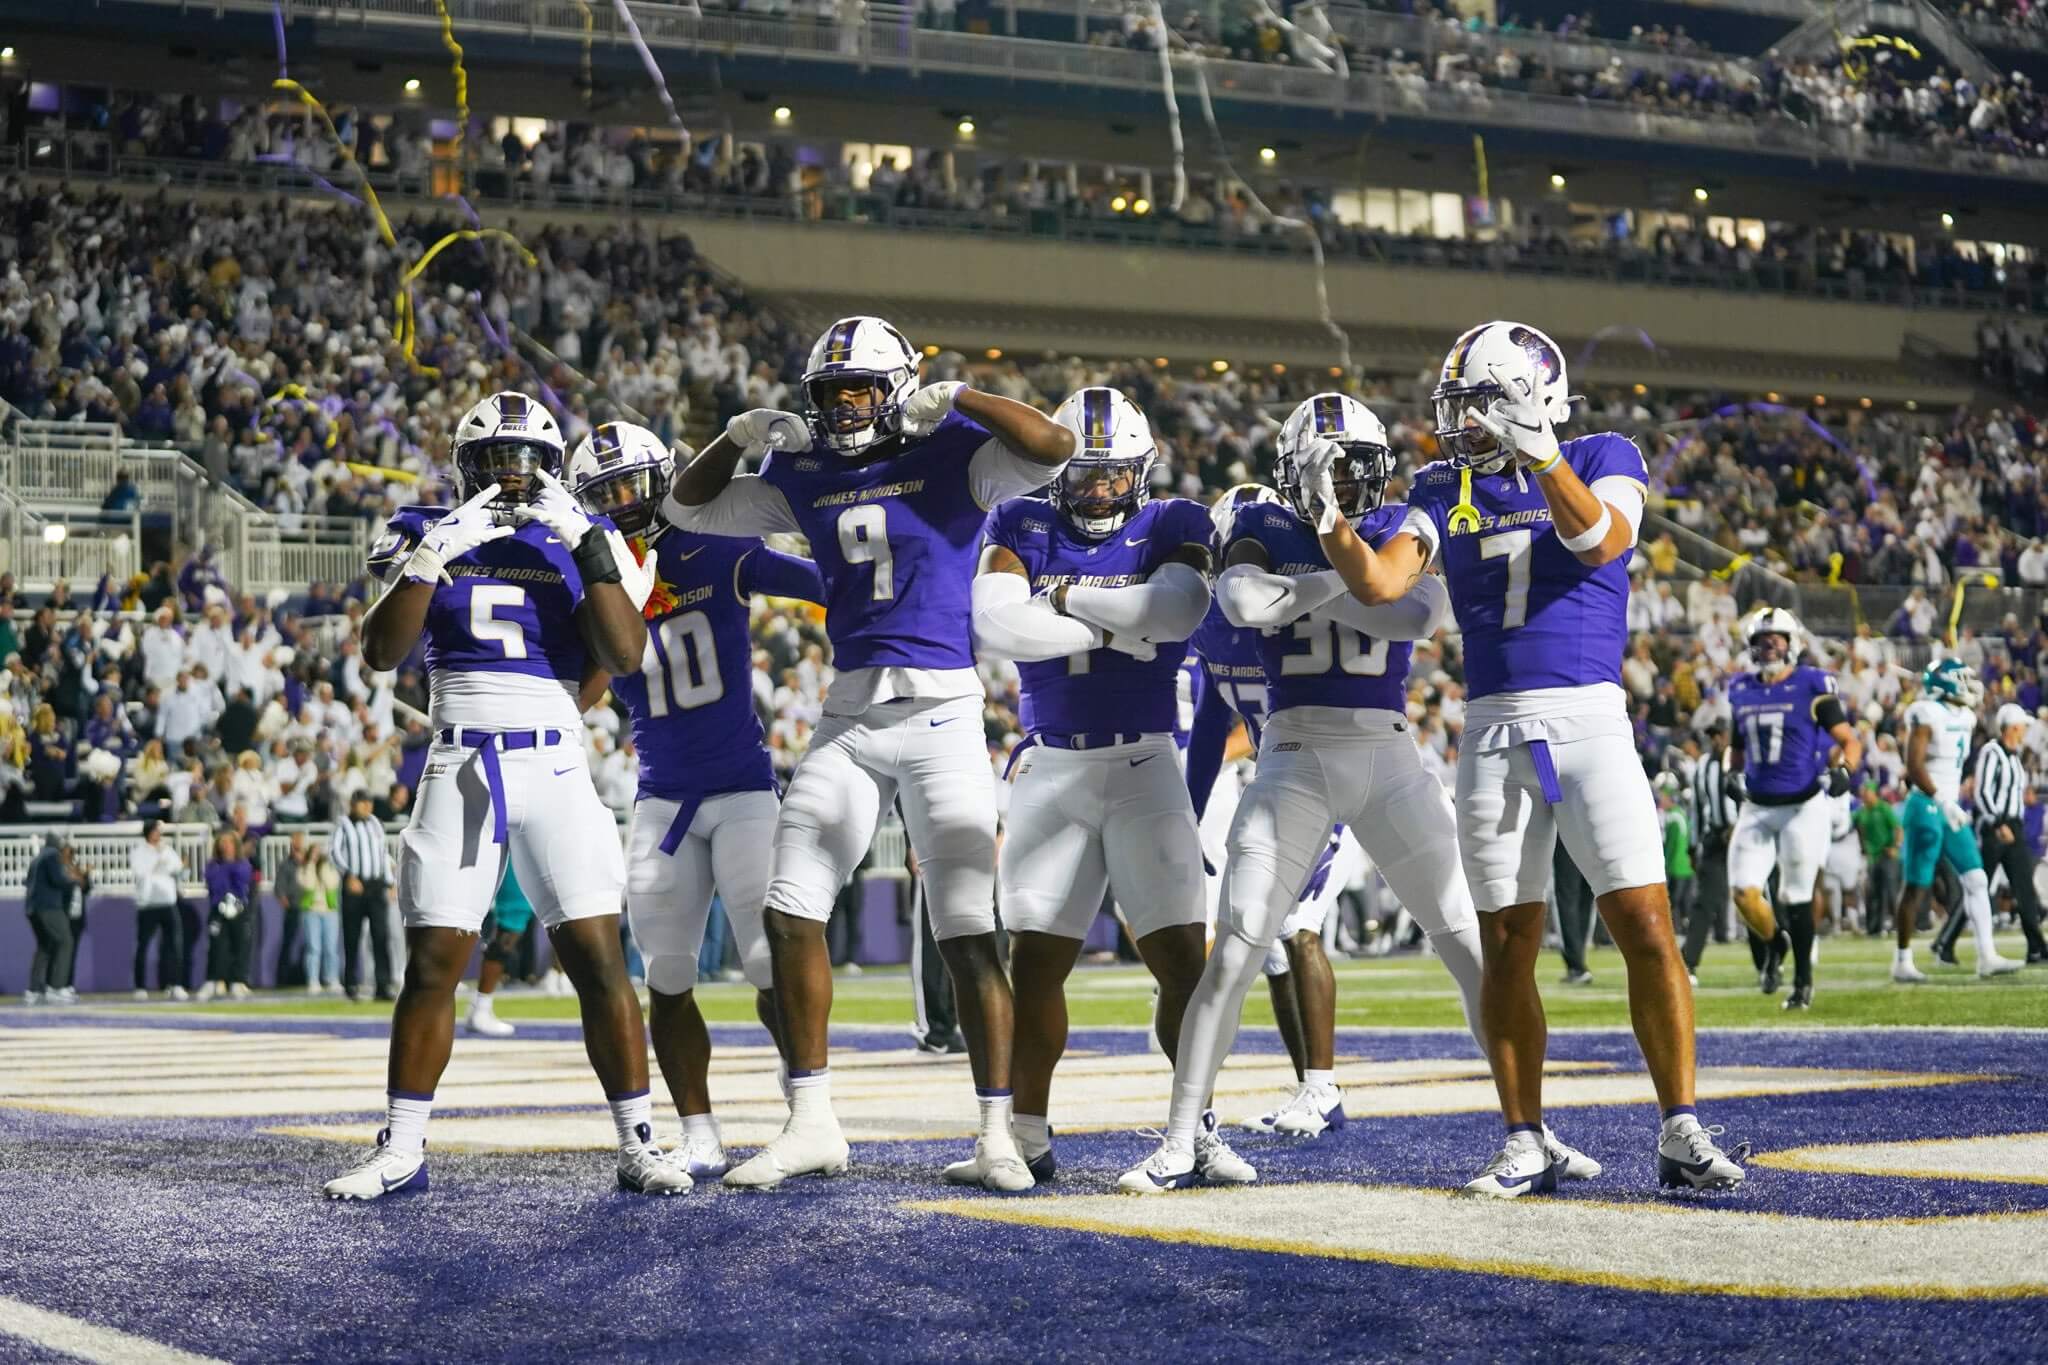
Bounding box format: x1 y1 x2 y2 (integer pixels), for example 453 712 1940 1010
159 671 214 757
140 608 185 693
186 605 233 685
2019 539 2048 588
129 820 188 997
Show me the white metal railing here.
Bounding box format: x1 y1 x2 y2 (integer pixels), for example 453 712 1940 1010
0 822 212 896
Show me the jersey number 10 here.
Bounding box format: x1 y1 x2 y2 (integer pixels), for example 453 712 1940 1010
641 612 723 715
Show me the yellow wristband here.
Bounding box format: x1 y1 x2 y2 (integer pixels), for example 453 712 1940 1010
1528 449 1564 477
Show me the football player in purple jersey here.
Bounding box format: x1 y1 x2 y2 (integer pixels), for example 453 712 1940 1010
1310 321 1746 1195
970 387 1220 1184
1120 393 1494 1194
662 316 1075 1191
569 421 827 1180
1725 607 1862 1010
324 392 690 1201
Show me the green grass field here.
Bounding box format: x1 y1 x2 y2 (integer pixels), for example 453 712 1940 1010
172 931 2048 1030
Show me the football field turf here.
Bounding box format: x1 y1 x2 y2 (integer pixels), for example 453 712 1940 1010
3 934 2046 1363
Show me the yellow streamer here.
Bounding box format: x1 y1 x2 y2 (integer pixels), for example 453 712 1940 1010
273 80 398 250
396 229 539 377
575 0 595 105
1471 134 1488 203
431 0 470 189
1710 552 1751 582
347 461 422 486
1447 467 1481 535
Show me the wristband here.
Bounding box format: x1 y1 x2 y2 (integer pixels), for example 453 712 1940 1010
401 544 449 587
570 527 623 586
1558 506 1612 554
1527 448 1565 477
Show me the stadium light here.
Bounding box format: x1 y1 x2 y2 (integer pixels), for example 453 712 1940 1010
1813 394 1826 406
1327 366 1343 377
985 348 1003 360
1549 173 1566 191
1765 391 1781 403
1906 399 1918 411
1860 397 1873 408
41 524 64 544
1258 147 1277 164
404 78 422 94
1110 194 1129 213
1132 197 1150 216
1 47 15 61
1632 383 1647 396
773 106 792 124
1271 363 1286 375
1692 186 1709 203
1211 360 1230 373
956 118 975 136
1940 212 1955 229
922 344 940 357
1154 357 1170 368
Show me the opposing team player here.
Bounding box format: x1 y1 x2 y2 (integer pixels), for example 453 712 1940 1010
325 392 688 1200
663 317 1074 1191
1891 658 2022 982
569 420 826 1179
1311 323 1746 1194
1725 608 1861 1009
1120 392 1500 1194
971 387 1215 1182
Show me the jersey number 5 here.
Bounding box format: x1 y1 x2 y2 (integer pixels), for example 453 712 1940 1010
838 505 895 602
642 612 723 715
469 585 528 659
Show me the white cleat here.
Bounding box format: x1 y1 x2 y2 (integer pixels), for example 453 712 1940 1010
1194 1110 1258 1185
229 983 251 1000
942 1137 1036 1193
673 1132 730 1181
168 985 190 1002
1657 1123 1747 1191
464 1009 516 1037
323 1130 428 1201
723 1116 851 1190
1543 1125 1601 1181
1978 954 2024 979
1891 957 1928 984
132 988 149 1001
1118 1133 1198 1195
1460 1141 1560 1199
1271 1082 1346 1138
617 1127 693 1196
195 982 217 1002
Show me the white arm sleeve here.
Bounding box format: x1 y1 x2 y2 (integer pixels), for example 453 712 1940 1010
1397 509 1442 570
1061 561 1212 644
970 439 1064 509
972 572 1103 662
1214 564 1347 629
661 476 801 538
1310 572 1451 642
1589 475 1646 547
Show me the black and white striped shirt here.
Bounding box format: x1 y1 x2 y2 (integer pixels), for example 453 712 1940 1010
1692 751 1737 839
1973 742 2026 830
328 816 392 882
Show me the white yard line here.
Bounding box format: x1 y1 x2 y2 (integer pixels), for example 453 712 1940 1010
0 1297 225 1365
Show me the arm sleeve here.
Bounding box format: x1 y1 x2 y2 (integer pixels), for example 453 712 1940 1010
1814 695 1849 733
971 571 1103 662
1184 667 1234 822
1309 572 1451 642
661 476 801 538
1061 562 1212 644
970 440 1063 509
740 546 826 604
1214 564 1348 629
1589 474 1647 546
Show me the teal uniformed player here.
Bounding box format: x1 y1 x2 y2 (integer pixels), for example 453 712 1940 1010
465 866 536 1036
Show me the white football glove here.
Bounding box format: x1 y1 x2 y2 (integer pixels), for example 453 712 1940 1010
1472 360 1562 469
726 408 810 456
1296 436 1345 535
614 530 657 613
899 381 965 438
1105 634 1158 662
514 469 598 546
1939 798 1970 833
403 484 514 586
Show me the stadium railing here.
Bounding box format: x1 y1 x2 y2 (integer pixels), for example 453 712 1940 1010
0 822 214 896
122 0 2048 185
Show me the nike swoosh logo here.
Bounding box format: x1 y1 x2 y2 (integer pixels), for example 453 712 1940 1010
552 766 575 776
1147 1168 1189 1188
1491 1167 1552 1189
380 1168 415 1192
1125 537 1148 546
1671 1155 1719 1176
544 536 562 545
676 547 704 561
929 717 957 728
1129 755 1158 767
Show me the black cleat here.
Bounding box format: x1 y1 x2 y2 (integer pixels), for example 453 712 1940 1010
1933 947 1959 967
1781 984 1813 1010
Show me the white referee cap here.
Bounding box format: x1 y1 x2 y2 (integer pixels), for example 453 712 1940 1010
1997 703 2031 732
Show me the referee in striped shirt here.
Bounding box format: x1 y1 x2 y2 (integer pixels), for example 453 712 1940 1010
330 791 397 1001
1684 722 1739 973
1935 705 2048 964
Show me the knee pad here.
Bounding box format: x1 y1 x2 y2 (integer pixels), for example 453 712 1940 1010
644 952 700 996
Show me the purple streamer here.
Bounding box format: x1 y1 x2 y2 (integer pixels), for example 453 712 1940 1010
273 0 289 80
1578 324 1657 368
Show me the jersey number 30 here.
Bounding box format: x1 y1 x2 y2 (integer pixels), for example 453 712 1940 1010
642 612 723 714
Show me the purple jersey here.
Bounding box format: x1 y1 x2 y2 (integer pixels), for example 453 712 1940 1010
1729 665 1845 804
760 411 994 673
1405 433 1647 699
369 506 608 686
1227 500 1412 715
609 530 824 803
1188 600 1271 747
984 496 1214 736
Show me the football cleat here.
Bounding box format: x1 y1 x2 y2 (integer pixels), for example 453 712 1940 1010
617 1126 693 1196
1558 969 1594 987
1118 1132 1198 1195
1657 1123 1747 1191
673 1132 730 1181
942 1137 1036 1194
1194 1110 1258 1185
1024 1142 1057 1185
168 985 190 1001
1271 1082 1347 1138
723 1115 851 1190
1782 985 1813 1010
323 1130 428 1201
1891 957 1928 984
1543 1125 1601 1181
464 1008 516 1038
1978 954 2023 979
1461 1141 1559 1199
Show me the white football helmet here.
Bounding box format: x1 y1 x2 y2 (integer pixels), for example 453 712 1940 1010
1210 482 1281 548
569 421 672 538
1742 606 1804 678
453 391 565 519
1050 387 1156 539
1431 320 1573 474
1276 393 1394 525
802 315 921 456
